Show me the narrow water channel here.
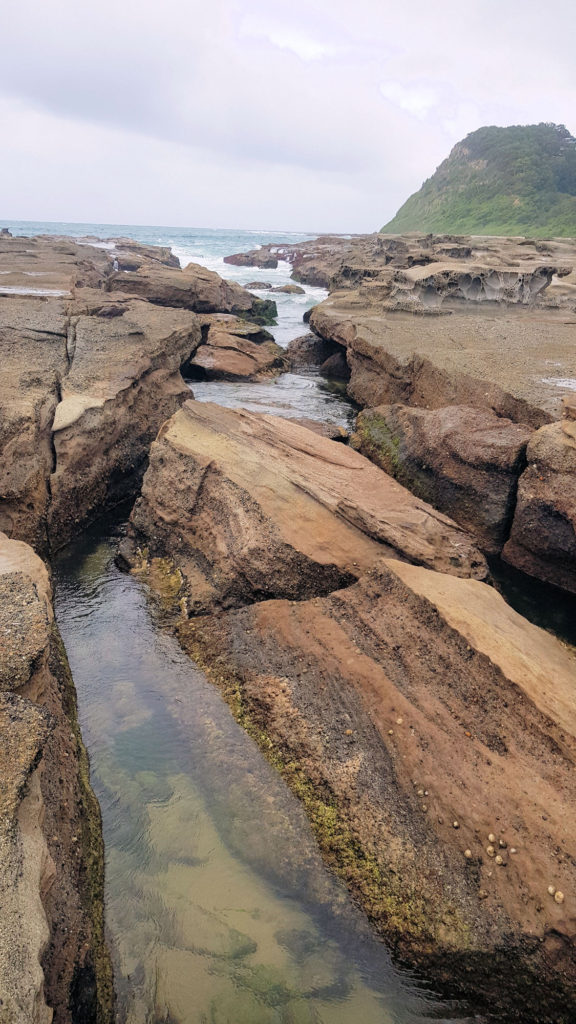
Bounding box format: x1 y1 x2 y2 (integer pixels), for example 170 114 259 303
53 519 470 1024
51 230 476 1023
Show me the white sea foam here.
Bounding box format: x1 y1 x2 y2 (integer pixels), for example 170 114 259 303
542 377 576 391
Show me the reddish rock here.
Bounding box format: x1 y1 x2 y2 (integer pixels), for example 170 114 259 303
355 403 532 553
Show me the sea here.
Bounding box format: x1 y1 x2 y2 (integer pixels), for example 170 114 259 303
3 219 356 428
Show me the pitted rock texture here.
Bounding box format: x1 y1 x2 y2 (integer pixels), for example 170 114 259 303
355 403 532 553
182 558 576 1023
0 533 112 1024
126 401 487 614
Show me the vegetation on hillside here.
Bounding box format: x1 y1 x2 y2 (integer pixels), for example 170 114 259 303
382 123 576 237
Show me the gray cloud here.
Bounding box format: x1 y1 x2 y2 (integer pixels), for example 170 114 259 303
1 0 575 230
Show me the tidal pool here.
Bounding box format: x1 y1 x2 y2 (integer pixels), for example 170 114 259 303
53 519 472 1024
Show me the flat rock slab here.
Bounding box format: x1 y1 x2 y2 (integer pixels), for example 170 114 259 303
355 403 532 553
189 557 576 1020
129 401 487 613
186 318 286 381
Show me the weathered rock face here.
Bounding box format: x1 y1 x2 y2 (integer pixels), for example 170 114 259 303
223 249 278 269
503 417 576 592
0 534 112 1023
125 402 487 614
108 261 277 323
48 296 200 548
355 404 532 553
0 234 273 551
178 558 576 1023
285 332 339 369
183 315 286 381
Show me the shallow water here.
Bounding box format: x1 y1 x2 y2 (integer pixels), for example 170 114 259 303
53 522 469 1024
16 218 474 1022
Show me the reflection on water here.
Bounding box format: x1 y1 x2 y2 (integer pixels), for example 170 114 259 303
189 370 355 430
53 522 470 1024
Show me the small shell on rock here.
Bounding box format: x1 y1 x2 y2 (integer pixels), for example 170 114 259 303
487 846 495 857
478 889 489 900
388 729 394 736
554 891 565 904
499 839 507 849
548 885 556 896
396 717 403 725
464 849 472 859
510 847 517 855
453 821 460 829
495 855 504 866
488 833 496 843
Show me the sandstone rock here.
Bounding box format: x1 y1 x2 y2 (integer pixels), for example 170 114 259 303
319 350 349 380
184 317 286 381
290 418 349 442
183 558 576 1023
127 402 486 613
245 281 272 290
270 284 305 294
503 421 576 593
0 234 275 549
285 333 341 369
224 249 278 269
0 533 112 1022
355 404 532 553
48 298 200 548
107 261 277 323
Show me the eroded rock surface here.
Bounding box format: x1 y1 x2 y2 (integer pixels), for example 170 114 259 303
126 401 487 614
0 234 268 550
0 533 112 1023
183 315 286 381
503 417 576 592
355 404 532 553
176 558 576 1023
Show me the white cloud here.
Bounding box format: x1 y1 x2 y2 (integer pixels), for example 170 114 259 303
380 82 440 119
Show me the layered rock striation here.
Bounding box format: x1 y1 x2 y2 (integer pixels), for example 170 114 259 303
0 533 112 1023
0 234 271 551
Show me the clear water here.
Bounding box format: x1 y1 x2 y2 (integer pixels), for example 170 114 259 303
54 517 468 1024
10 218 473 1022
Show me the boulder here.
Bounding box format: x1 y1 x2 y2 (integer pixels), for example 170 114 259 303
270 284 305 294
355 404 532 553
0 533 112 1022
182 558 576 1022
126 402 487 614
285 333 341 369
107 261 277 323
503 419 576 593
184 317 286 381
224 249 278 270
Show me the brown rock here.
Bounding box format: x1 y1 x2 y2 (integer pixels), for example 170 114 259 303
224 248 278 269
183 558 576 1022
184 317 286 381
355 404 532 553
107 261 276 322
0 533 112 1022
285 333 341 369
127 402 487 613
270 284 305 294
503 421 576 593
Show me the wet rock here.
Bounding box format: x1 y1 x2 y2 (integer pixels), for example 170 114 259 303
270 284 305 294
355 403 532 553
224 248 279 270
127 402 486 614
285 333 338 369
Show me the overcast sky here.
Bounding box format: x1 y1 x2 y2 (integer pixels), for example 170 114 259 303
2 0 575 232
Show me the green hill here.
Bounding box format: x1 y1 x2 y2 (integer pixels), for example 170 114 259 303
382 123 576 237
